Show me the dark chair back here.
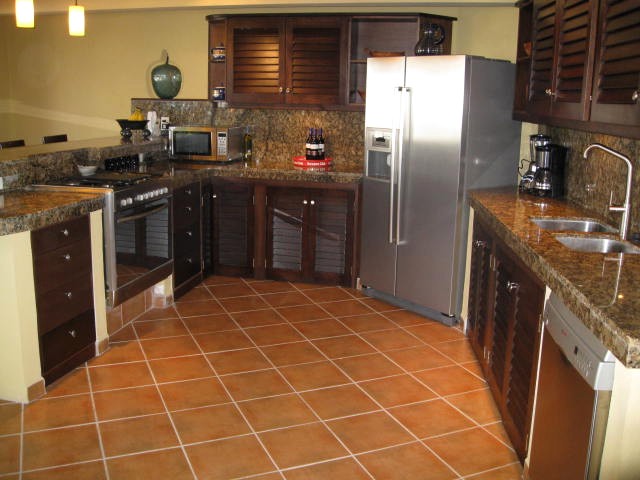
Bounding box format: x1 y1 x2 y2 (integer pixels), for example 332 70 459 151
42 134 68 144
0 139 26 149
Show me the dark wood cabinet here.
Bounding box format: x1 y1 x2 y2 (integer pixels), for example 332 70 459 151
218 16 347 107
203 179 254 277
514 0 640 137
468 215 545 462
208 13 455 110
31 215 95 385
589 0 640 126
265 186 355 285
173 181 203 297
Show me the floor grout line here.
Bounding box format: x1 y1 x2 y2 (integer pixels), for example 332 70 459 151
84 365 111 480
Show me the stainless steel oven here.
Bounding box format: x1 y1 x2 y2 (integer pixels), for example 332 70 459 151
32 163 174 307
105 183 173 306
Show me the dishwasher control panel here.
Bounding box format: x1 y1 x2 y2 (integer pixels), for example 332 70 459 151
544 293 615 391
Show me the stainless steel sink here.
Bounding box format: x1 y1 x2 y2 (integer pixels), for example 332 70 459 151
531 217 617 233
555 235 640 254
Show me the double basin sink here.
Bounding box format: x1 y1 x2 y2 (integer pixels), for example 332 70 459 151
531 217 640 254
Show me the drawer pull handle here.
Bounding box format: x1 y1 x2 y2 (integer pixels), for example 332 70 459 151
68 329 77 338
185 189 192 195
633 90 639 102
212 194 217 199
63 253 72 261
303 200 308 205
185 206 192 213
62 229 70 237
310 200 315 206
65 291 73 299
473 240 487 248
507 281 519 293
185 257 193 264
186 231 193 237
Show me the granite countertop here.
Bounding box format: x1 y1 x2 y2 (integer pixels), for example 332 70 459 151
0 189 105 236
470 187 640 368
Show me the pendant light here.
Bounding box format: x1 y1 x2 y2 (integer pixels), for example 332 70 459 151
15 0 34 28
68 0 85 37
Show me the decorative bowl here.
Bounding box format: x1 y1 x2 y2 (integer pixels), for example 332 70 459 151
116 119 151 139
77 165 97 176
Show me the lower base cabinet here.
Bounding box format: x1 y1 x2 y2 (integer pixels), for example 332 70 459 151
468 215 545 462
173 181 203 298
31 215 96 385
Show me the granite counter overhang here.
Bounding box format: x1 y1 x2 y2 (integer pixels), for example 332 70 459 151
470 187 640 368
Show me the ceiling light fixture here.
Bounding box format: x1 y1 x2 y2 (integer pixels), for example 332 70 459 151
15 0 34 28
68 0 85 37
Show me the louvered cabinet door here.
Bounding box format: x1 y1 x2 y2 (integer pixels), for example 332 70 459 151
590 0 640 125
284 17 347 105
309 189 353 285
467 218 494 366
492 242 545 462
551 0 599 120
209 181 254 276
266 188 307 281
528 0 558 115
227 17 286 105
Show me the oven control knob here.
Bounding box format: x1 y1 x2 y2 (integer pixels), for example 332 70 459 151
156 189 162 196
144 192 150 200
135 194 144 202
127 198 133 205
120 199 128 207
148 191 155 198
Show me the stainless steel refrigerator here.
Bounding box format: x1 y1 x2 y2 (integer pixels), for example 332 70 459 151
360 55 520 326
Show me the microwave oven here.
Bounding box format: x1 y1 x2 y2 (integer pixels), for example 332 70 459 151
169 125 246 162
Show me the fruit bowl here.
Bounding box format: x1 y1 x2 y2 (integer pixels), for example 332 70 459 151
116 119 150 139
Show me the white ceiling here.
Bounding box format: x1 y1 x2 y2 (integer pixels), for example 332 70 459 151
0 0 514 15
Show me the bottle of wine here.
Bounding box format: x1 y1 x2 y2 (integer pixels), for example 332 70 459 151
317 128 325 160
310 128 319 159
305 128 313 160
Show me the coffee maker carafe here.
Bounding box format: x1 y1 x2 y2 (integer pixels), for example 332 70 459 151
532 144 567 198
520 134 551 192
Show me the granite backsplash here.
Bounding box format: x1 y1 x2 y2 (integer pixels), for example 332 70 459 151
541 126 640 235
131 99 365 172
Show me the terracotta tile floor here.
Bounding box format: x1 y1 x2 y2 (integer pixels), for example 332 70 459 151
0 277 523 479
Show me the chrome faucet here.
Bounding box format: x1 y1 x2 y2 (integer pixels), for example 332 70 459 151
583 143 633 240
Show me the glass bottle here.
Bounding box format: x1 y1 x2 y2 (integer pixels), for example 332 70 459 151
414 23 445 56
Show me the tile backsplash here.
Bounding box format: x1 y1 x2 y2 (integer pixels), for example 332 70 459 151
131 99 365 172
542 126 640 234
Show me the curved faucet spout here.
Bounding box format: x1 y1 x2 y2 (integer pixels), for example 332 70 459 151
582 143 633 240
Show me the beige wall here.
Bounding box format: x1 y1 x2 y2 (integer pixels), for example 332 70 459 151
0 6 517 144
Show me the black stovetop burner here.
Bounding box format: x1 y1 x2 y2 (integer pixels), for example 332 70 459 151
53 171 153 188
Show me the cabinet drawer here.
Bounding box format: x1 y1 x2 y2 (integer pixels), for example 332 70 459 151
40 310 95 382
32 240 92 294
37 275 94 334
31 215 90 255
174 225 202 284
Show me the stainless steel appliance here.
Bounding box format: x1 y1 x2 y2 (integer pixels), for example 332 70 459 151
32 157 174 307
169 125 246 162
528 293 615 480
360 55 520 324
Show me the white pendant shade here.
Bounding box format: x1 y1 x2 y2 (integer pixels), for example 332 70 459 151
68 4 85 37
15 0 34 28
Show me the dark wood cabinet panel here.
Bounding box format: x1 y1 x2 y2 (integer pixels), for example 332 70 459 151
203 180 254 277
590 0 640 125
265 186 355 286
31 214 95 385
467 215 544 463
173 181 203 297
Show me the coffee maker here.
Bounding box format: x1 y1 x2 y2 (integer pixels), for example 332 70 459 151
532 144 567 198
519 134 551 192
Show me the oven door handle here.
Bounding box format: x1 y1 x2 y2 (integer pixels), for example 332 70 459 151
116 203 168 224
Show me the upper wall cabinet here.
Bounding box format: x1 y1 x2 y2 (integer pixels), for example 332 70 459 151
514 0 640 138
207 14 455 111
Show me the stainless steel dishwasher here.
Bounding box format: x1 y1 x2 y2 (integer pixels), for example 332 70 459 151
528 293 616 480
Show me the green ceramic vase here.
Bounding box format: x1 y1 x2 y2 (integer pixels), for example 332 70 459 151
151 54 182 99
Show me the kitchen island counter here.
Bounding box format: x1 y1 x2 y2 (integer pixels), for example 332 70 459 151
470 187 640 368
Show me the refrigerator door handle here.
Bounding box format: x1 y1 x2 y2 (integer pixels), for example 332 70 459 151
396 86 409 244
389 86 403 244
